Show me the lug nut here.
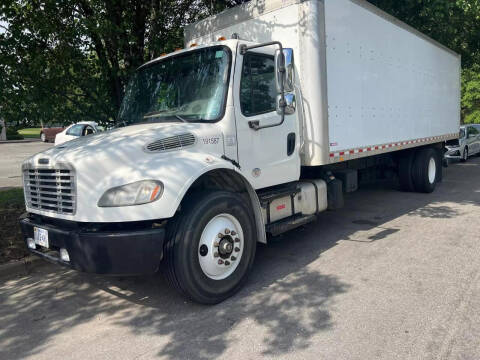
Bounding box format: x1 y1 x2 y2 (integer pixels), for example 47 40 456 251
218 259 224 265
214 252 219 258
225 261 230 266
225 228 230 234
213 241 219 247
231 256 236 261
235 247 240 252
235 238 240 243
218 233 223 238
231 231 236 236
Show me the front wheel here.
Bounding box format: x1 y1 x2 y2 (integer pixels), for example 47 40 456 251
163 191 257 304
461 147 468 162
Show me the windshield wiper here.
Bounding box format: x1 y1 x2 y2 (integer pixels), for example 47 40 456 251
174 114 188 123
143 109 174 119
143 110 190 123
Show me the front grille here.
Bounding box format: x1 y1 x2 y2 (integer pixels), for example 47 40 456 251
23 165 76 215
145 133 196 153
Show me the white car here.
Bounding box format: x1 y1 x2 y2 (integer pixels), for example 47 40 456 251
54 122 102 146
445 125 480 162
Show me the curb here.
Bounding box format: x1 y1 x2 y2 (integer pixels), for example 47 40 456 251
0 139 41 144
0 256 44 278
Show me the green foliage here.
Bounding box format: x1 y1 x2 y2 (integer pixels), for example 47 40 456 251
0 0 479 125
5 127 23 140
0 188 24 207
462 66 480 124
0 0 245 129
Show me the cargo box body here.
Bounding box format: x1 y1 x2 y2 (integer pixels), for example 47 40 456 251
185 0 461 166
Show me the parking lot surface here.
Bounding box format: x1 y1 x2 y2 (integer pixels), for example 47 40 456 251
0 142 53 188
1 158 480 360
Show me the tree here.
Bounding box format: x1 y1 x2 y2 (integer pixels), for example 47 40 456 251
1 0 479 125
462 65 480 124
0 0 245 127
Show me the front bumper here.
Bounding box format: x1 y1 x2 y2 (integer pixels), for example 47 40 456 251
19 216 165 275
445 147 461 159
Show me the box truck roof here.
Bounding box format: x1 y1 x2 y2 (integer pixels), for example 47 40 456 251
185 0 460 59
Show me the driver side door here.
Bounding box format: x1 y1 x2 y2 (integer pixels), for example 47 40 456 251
233 44 300 190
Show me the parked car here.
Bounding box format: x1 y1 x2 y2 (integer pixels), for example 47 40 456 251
54 122 103 146
445 125 480 162
40 126 65 142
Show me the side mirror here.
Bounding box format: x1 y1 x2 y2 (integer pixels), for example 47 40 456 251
275 48 295 93
276 93 296 115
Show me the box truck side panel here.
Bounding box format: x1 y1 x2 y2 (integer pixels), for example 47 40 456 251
185 1 302 52
325 0 461 160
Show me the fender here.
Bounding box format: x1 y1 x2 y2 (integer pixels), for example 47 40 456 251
173 155 267 244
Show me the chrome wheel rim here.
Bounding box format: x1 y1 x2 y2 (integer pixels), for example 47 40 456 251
428 157 436 184
41 133 45 142
198 213 244 280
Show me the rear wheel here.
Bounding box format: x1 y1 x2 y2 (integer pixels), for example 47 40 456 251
163 191 256 304
398 150 415 192
412 148 440 193
40 132 47 142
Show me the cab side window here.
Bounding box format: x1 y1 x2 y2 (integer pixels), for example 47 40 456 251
66 124 83 137
240 53 276 117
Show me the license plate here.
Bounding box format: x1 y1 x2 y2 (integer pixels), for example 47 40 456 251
34 227 49 248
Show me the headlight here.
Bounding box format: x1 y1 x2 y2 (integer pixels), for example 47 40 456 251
98 180 164 207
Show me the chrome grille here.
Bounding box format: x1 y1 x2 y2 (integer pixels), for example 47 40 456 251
23 165 76 215
145 133 196 153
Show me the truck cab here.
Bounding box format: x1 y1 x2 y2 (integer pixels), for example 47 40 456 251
20 39 312 304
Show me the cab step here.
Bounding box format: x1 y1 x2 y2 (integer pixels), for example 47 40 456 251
266 214 317 236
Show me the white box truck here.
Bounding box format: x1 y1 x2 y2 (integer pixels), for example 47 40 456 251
20 0 460 303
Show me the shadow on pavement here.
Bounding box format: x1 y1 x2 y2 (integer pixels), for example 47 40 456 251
2 159 480 359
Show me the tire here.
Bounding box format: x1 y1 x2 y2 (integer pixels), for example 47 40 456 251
461 147 468 162
398 150 415 192
40 132 47 142
412 148 439 193
163 191 257 304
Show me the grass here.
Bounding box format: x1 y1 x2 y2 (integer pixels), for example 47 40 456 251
18 128 41 138
0 188 27 263
0 188 25 207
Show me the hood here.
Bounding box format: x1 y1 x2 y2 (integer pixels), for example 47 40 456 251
446 138 460 147
30 122 225 166
22 121 235 222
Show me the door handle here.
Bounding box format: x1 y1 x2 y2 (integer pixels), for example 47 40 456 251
248 120 260 130
287 133 296 156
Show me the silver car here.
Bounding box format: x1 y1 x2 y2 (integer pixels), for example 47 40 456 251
445 125 480 162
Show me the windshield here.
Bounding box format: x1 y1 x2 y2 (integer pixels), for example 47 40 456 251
117 46 231 126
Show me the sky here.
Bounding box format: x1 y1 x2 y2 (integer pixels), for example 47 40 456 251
0 20 7 34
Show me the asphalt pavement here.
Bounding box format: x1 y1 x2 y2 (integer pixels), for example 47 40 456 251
1 156 480 359
0 142 53 188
